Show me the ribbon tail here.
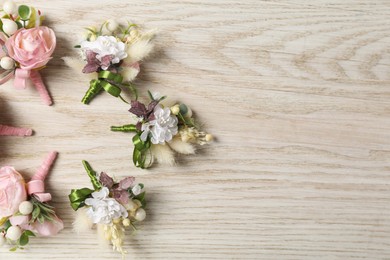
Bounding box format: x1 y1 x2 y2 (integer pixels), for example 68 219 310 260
0 71 14 85
14 68 30 89
0 124 33 136
30 70 53 106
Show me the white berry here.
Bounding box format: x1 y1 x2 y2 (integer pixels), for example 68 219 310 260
19 201 33 215
3 1 17 15
0 56 15 70
106 19 119 32
5 226 22 241
1 19 18 35
122 218 131 227
134 208 146 221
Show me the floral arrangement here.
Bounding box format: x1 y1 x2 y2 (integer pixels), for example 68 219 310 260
111 92 213 168
0 1 56 105
68 161 146 255
0 152 63 250
0 124 32 136
63 19 155 105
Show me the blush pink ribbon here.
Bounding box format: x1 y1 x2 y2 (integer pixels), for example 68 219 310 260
0 68 53 106
26 151 58 202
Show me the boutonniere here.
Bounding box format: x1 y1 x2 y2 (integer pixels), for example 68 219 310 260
0 124 32 136
0 1 56 105
63 20 155 105
111 92 213 168
69 161 146 255
0 152 63 251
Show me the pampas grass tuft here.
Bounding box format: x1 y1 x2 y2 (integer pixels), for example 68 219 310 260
73 208 93 233
122 66 140 82
124 40 154 64
168 137 196 155
97 224 111 247
150 144 175 166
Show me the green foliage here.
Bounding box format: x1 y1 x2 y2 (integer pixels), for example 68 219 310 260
18 5 31 20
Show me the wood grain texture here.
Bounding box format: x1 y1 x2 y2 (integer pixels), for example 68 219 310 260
1 0 390 259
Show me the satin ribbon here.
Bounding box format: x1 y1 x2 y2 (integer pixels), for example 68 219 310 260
81 71 123 104
27 180 52 202
0 68 52 105
68 161 102 210
132 134 151 169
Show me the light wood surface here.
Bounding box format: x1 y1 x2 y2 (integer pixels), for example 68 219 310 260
1 0 390 259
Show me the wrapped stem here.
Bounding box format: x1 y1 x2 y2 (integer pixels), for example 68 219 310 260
30 70 53 106
0 124 33 136
82 79 103 104
82 160 102 190
110 124 137 132
32 151 58 181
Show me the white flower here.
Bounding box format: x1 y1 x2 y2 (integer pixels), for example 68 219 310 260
141 105 178 144
85 187 128 224
80 36 127 69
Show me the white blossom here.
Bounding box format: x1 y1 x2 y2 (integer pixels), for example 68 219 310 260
80 36 127 69
85 187 128 224
141 105 178 144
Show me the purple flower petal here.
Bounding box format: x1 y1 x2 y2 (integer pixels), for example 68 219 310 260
99 172 114 188
129 100 147 117
112 189 130 204
119 176 135 190
100 55 114 70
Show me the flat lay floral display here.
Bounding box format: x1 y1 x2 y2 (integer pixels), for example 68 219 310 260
63 20 155 105
69 161 146 255
0 1 56 105
0 124 32 136
111 92 213 168
0 151 63 250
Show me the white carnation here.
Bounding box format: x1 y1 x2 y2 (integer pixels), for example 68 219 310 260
80 36 127 68
85 187 128 224
141 105 178 144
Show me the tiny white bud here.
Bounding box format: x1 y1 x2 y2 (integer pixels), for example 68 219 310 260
205 134 213 142
1 19 18 35
170 105 180 115
134 208 146 221
19 201 33 215
3 1 17 15
122 218 131 227
132 185 142 196
0 56 15 70
133 199 142 207
5 226 22 241
185 106 192 118
106 19 119 32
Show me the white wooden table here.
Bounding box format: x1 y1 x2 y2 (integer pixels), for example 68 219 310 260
0 0 389 259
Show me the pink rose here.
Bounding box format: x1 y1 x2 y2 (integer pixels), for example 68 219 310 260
0 166 27 218
5 26 56 70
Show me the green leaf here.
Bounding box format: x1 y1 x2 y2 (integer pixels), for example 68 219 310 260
18 5 31 20
24 230 36 237
4 220 11 230
135 191 146 207
19 233 29 246
37 215 45 224
32 206 40 220
25 7 36 29
9 247 17 252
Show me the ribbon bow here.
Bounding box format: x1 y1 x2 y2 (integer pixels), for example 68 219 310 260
82 71 130 104
110 124 152 168
0 68 53 105
26 151 58 202
68 160 102 210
